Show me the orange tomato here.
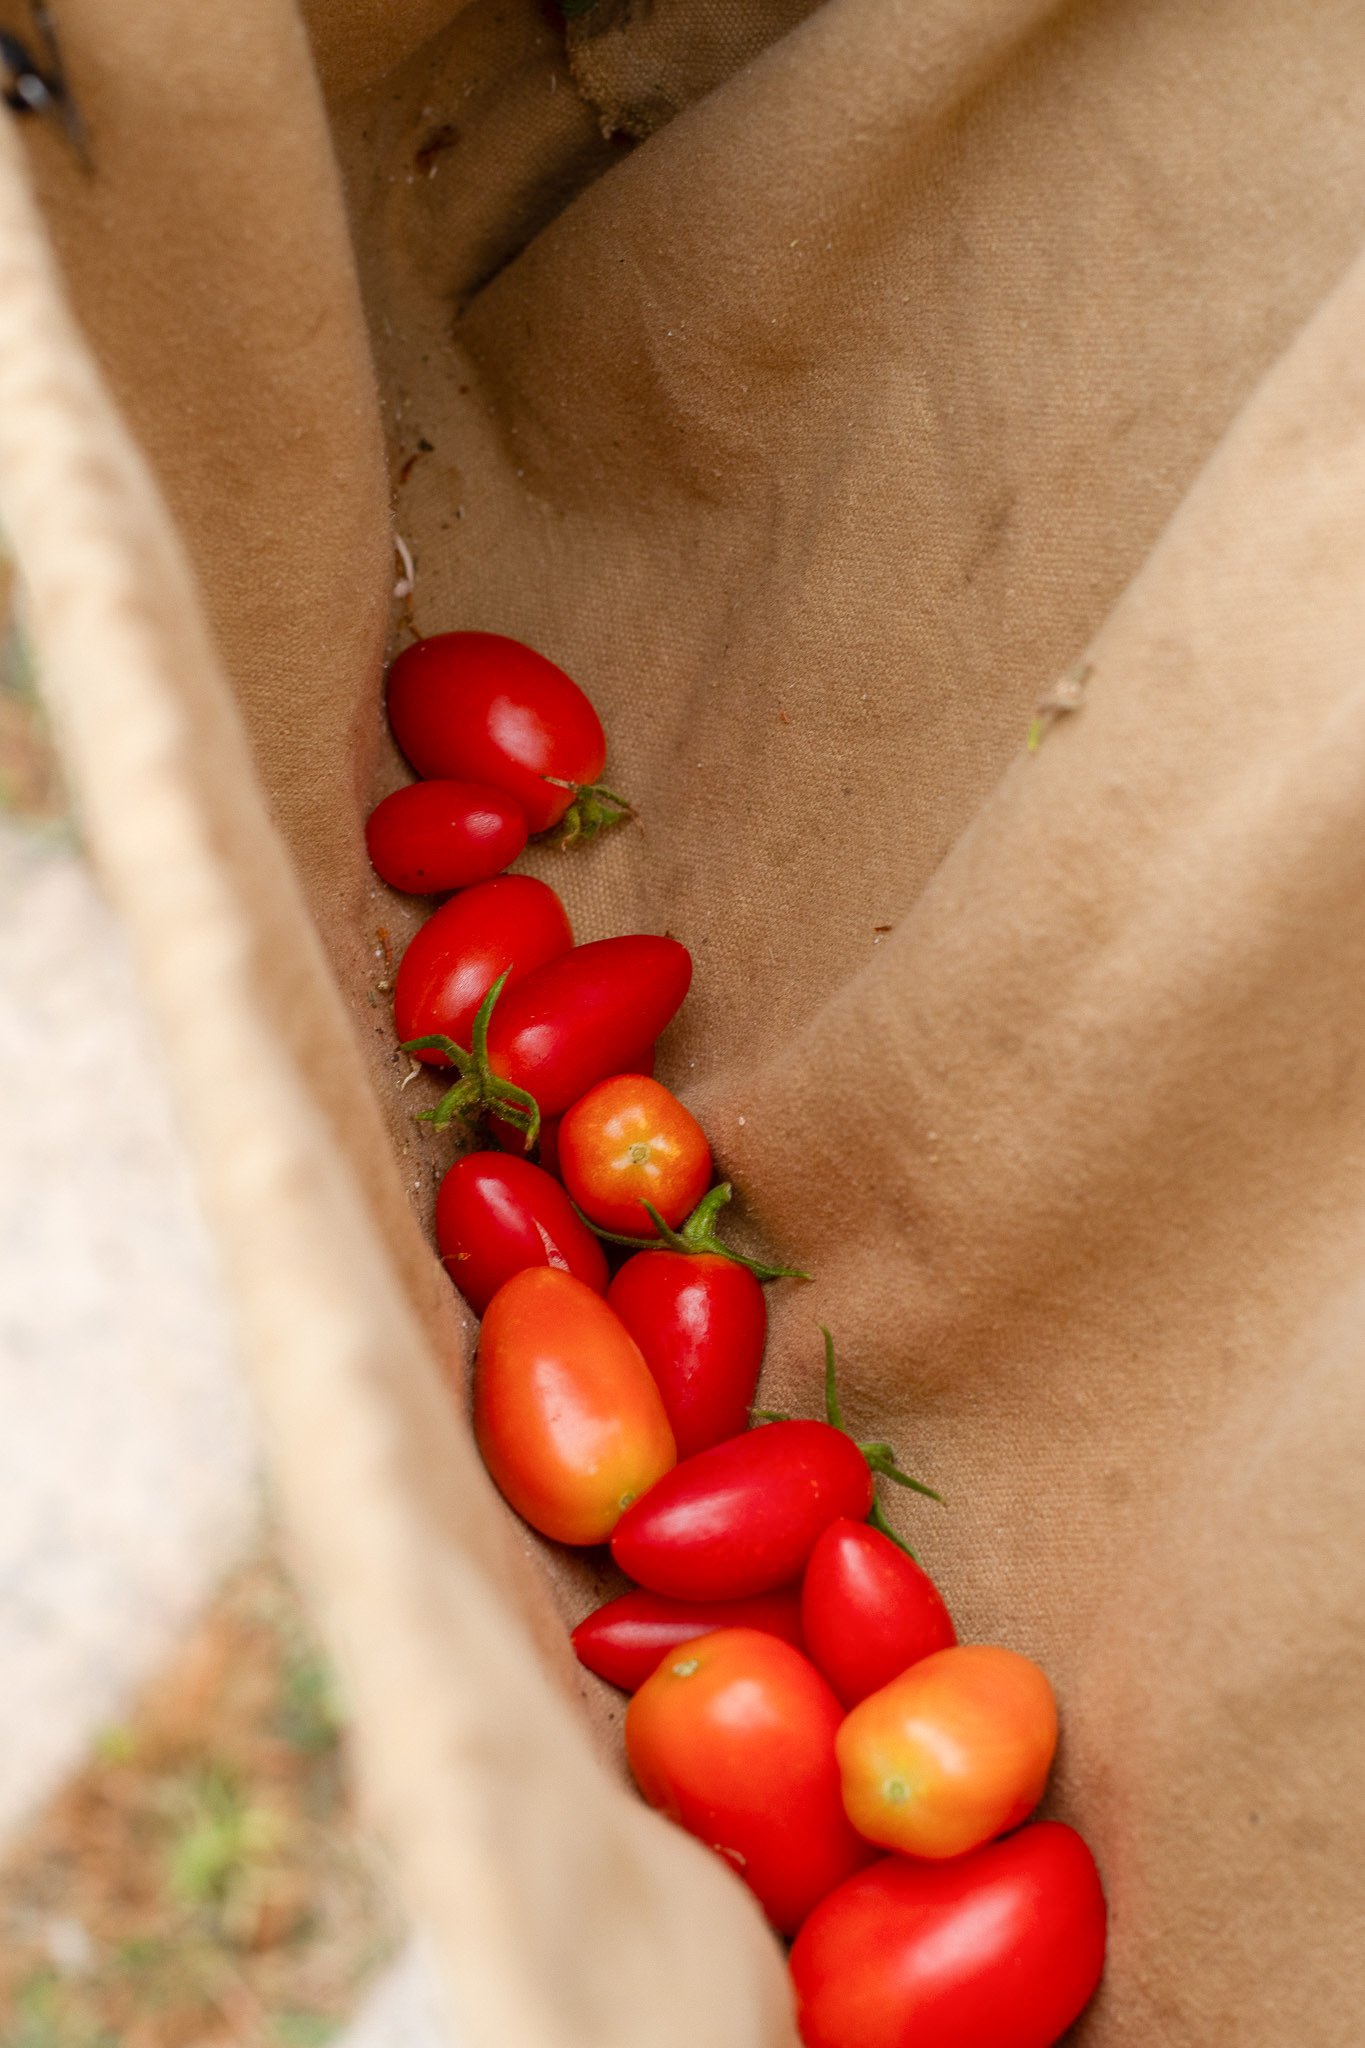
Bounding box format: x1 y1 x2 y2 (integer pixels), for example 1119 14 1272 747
625 1628 874 1934
836 1645 1057 1859
558 1074 712 1236
474 1268 676 1544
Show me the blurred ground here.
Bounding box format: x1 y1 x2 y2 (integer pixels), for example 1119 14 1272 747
0 1557 400 2047
0 793 254 1845
0 567 447 2045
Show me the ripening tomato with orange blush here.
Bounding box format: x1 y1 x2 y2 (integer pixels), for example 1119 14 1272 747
474 1268 675 1544
559 1074 711 1236
836 1644 1057 1859
625 1628 874 1934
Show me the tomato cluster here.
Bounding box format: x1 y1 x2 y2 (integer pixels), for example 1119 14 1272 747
370 632 1106 2045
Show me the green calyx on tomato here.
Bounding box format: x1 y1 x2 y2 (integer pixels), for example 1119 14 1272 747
755 1328 943 1559
542 774 638 849
571 1179 808 1283
401 970 542 1146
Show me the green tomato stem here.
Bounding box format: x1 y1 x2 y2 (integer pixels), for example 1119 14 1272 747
860 1445 945 1503
541 775 638 848
867 1496 920 1562
399 971 542 1149
570 1182 808 1282
817 1328 946 1544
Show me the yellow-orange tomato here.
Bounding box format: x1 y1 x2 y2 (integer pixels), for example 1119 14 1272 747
558 1073 712 1237
836 1645 1057 1859
474 1268 676 1544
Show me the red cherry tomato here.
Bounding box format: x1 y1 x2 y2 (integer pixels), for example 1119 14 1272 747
386 631 607 834
611 1421 873 1600
489 1108 564 1175
836 1644 1058 1859
801 1518 956 1707
790 1824 1107 2048
393 875 571 1067
474 1268 675 1545
572 1587 804 1692
434 1152 608 1315
607 1251 766 1457
487 1045 657 1171
559 1075 711 1236
486 936 692 1118
365 780 527 894
625 1629 874 1934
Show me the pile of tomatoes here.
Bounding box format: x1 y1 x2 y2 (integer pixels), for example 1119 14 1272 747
371 630 1107 2048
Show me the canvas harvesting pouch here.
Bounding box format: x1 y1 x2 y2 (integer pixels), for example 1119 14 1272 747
3 2 1365 2041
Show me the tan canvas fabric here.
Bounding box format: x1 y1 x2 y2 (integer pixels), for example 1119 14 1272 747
3 0 1365 2041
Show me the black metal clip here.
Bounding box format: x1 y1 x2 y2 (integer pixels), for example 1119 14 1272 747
1 4 89 167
